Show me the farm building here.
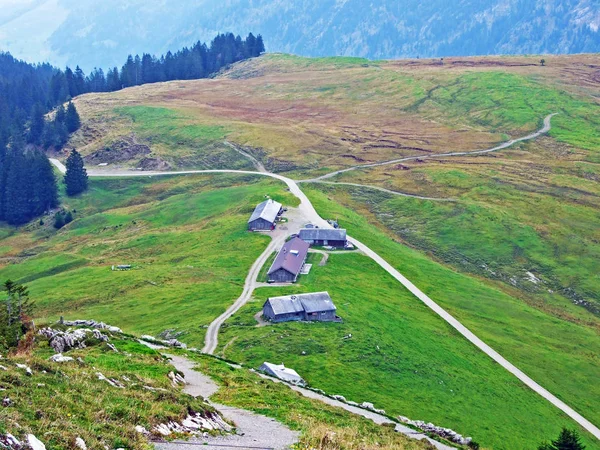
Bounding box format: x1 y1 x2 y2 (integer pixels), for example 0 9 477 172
262 291 339 323
258 362 305 385
248 199 283 231
267 237 309 283
299 228 348 248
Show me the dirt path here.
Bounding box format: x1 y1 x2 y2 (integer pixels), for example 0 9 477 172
201 232 286 354
48 113 600 441
302 180 456 201
153 353 299 450
223 141 267 173
308 113 557 181
144 343 452 450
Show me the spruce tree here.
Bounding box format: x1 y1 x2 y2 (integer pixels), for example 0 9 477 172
64 149 88 196
65 101 81 133
538 428 586 450
31 150 58 215
255 35 265 55
28 103 46 145
4 143 31 225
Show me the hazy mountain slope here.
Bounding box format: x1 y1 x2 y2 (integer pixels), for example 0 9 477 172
0 0 598 70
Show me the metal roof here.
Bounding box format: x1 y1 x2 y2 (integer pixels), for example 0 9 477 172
267 237 309 276
264 296 304 315
299 292 337 313
248 199 282 224
299 228 347 241
258 362 305 384
264 291 336 315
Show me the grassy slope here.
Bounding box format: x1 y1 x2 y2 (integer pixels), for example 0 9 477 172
0 175 298 347
184 352 431 450
1 54 598 448
311 186 599 445
0 333 212 448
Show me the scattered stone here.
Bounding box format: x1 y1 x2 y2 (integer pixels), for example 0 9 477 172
2 397 12 407
16 364 32 376
75 437 87 450
39 327 112 354
134 425 149 434
153 412 231 437
49 354 74 363
0 433 21 448
27 434 46 450
398 416 473 445
106 343 118 353
0 365 7 371
61 319 122 334
143 385 168 392
96 372 125 388
140 335 186 349
332 395 346 402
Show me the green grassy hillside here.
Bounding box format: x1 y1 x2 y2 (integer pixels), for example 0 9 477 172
0 174 297 347
1 53 599 449
0 330 213 448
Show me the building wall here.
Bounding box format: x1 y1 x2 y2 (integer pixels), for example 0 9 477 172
263 303 303 322
268 268 296 283
302 238 346 248
304 310 337 322
248 218 274 230
272 312 303 323
263 302 276 321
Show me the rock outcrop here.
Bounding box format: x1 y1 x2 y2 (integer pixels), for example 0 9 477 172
153 411 232 436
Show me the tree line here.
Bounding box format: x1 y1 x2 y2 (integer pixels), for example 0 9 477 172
50 32 265 96
0 31 264 226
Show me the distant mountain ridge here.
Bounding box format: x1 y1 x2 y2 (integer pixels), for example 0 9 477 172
1 0 598 70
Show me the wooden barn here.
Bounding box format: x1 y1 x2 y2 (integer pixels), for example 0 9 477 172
267 237 309 283
299 228 347 248
262 291 339 323
248 199 283 231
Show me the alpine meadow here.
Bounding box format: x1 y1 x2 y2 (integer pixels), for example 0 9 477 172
0 3 599 449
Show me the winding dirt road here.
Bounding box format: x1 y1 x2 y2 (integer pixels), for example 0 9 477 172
201 232 286 354
308 113 558 181
48 113 600 441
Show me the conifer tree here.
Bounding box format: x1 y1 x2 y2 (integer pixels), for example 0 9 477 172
4 139 31 225
538 428 586 450
53 211 65 229
27 103 46 145
65 101 81 133
256 34 265 55
64 149 88 196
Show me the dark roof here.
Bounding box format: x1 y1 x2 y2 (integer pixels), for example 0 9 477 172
263 292 336 315
299 228 347 241
267 237 309 276
248 199 282 224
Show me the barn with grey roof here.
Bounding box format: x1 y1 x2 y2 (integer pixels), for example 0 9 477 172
262 291 340 323
248 199 283 231
299 228 348 248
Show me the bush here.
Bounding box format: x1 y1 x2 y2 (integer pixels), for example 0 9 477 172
54 212 65 229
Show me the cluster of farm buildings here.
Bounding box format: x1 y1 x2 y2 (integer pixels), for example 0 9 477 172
247 198 353 384
247 198 348 323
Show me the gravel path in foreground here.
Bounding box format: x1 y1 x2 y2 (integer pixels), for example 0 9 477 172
154 354 299 450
